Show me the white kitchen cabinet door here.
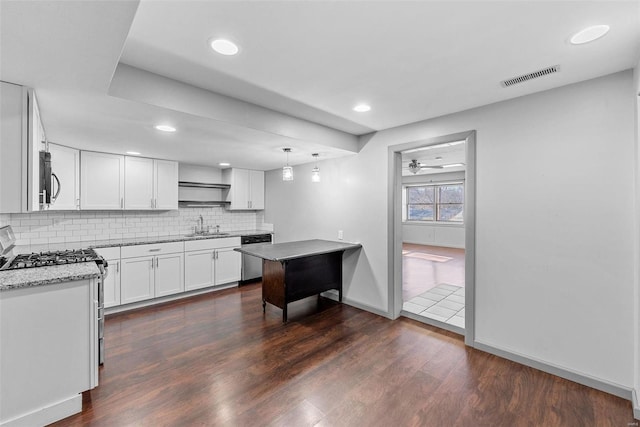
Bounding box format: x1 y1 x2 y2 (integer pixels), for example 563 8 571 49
223 168 264 210
48 143 80 210
124 156 154 210
224 169 249 210
28 89 45 211
184 250 214 291
215 247 241 285
80 151 125 210
155 252 184 297
154 159 178 210
0 278 97 425
249 170 265 210
120 256 155 304
103 259 121 308
0 82 28 213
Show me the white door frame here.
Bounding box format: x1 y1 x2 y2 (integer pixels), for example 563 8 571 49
387 130 477 346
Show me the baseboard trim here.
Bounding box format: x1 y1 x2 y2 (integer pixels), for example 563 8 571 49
105 282 239 315
633 389 639 420
0 394 81 427
474 340 633 401
321 290 391 319
400 310 464 335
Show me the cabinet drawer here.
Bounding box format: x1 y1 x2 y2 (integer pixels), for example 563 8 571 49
93 246 120 260
121 241 184 258
184 237 240 252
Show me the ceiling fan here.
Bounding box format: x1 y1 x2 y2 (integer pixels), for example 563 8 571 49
408 159 443 174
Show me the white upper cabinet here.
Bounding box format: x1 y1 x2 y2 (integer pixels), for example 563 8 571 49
222 168 265 210
124 156 154 209
154 159 178 210
248 169 265 210
28 91 45 211
48 143 80 211
80 151 125 210
0 82 45 213
79 153 177 211
124 157 178 210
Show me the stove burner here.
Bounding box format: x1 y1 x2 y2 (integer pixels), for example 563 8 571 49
6 248 103 270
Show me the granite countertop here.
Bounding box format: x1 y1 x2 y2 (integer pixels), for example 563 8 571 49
235 239 362 261
0 262 101 291
1 229 273 291
14 229 273 253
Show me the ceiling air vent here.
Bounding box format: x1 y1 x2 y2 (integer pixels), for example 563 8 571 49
501 65 560 88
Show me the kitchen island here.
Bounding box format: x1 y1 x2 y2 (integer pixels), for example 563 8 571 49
235 239 361 321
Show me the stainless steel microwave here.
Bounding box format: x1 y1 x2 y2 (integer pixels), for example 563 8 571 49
39 150 59 207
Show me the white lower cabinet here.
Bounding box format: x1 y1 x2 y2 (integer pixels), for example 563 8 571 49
155 252 185 297
103 259 121 308
95 247 121 308
121 256 155 304
0 278 98 426
101 238 239 310
184 249 215 291
185 237 241 291
215 247 241 285
120 242 185 304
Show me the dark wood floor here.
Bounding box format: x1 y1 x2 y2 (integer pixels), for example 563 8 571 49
403 243 465 301
52 283 635 426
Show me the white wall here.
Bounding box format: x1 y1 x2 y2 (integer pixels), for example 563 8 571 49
402 171 465 248
402 223 464 248
265 70 636 390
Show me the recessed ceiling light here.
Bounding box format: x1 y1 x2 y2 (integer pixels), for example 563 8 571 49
155 124 176 132
219 162 230 167
353 104 371 112
210 38 239 56
570 25 610 45
126 151 141 155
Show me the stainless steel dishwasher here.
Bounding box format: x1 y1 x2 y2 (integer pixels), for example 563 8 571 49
240 233 273 283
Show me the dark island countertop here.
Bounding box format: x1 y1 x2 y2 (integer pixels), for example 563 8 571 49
235 239 361 262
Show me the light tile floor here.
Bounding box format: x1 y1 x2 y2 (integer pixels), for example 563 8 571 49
402 284 465 329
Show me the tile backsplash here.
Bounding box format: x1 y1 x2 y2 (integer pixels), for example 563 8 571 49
5 208 269 246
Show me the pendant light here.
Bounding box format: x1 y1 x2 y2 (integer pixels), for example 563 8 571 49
282 148 293 181
311 153 320 183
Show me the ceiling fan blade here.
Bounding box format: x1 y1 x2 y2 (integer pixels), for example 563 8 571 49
420 165 444 169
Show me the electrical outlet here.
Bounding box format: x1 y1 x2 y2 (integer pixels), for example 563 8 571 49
338 230 343 240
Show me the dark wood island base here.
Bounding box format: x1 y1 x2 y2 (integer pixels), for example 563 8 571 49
235 239 362 322
262 251 343 322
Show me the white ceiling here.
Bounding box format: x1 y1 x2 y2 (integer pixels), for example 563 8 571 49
1 1 639 171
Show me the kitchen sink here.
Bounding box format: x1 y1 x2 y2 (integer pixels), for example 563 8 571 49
185 232 230 237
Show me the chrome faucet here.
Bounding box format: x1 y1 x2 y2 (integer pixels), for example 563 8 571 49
196 215 204 234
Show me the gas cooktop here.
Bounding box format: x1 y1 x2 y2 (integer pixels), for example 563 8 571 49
2 248 104 270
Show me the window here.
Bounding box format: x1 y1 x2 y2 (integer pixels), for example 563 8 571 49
405 183 464 222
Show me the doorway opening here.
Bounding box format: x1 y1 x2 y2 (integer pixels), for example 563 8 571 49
388 131 476 345
401 141 466 333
